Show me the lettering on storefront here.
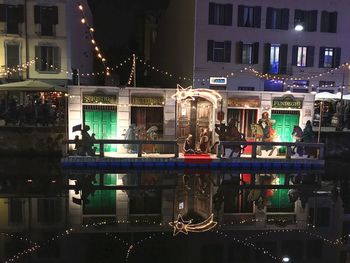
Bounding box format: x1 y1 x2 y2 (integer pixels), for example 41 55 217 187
83 93 117 104
131 96 164 106
272 95 303 109
227 97 260 108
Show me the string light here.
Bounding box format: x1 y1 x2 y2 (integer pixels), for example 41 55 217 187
76 0 109 75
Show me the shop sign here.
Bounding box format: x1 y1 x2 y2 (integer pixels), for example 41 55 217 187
272 95 303 109
131 96 164 106
210 77 227 85
227 97 260 108
83 93 117 104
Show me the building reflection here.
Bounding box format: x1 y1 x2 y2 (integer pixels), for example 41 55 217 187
0 166 349 262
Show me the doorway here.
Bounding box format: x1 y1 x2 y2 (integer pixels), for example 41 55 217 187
83 105 117 152
227 109 258 139
271 110 300 142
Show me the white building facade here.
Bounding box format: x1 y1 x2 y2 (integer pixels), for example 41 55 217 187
152 0 350 142
0 0 92 85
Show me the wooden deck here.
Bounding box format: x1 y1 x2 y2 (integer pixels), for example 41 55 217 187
61 139 325 170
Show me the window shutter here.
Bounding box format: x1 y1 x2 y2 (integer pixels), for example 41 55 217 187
35 46 41 70
334 47 341 68
237 5 244 27
252 42 259 64
0 4 6 22
207 40 214 61
235 41 243 64
224 4 232 26
263 43 271 73
54 47 60 69
292 45 298 66
17 5 24 23
309 10 317 32
306 46 315 67
52 6 58 25
281 9 289 30
208 3 214 24
34 5 41 24
294 9 302 27
253 6 261 28
319 47 326 68
265 7 272 29
321 11 328 32
279 44 288 74
331 12 337 33
224 41 231 63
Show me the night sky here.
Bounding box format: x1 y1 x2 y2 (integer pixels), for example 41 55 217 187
87 0 168 63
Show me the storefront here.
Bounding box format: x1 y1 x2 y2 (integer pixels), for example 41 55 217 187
81 90 118 152
226 96 260 140
270 95 303 143
130 95 165 139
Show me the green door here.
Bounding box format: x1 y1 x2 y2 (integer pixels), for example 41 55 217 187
84 109 117 152
271 113 300 142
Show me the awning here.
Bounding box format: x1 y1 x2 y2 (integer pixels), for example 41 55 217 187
0 79 67 92
315 92 340 100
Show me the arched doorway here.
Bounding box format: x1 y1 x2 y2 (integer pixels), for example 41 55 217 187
173 86 222 149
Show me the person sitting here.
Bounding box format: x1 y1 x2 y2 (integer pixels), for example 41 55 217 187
183 134 196 154
199 129 209 153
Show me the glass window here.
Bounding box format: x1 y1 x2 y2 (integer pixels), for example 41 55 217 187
35 46 60 72
242 44 253 64
243 7 254 27
270 44 280 74
213 42 225 61
297 46 307 67
324 48 334 68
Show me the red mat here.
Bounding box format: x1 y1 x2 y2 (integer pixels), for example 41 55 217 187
184 153 212 164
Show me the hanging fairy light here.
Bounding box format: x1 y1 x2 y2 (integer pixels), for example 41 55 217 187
76 0 110 76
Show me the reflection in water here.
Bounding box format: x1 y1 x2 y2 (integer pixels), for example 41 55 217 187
0 158 349 262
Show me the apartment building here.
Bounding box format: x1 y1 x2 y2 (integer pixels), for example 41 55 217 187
0 0 92 85
152 0 350 143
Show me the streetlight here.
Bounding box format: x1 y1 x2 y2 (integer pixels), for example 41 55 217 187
294 24 304 31
282 256 290 262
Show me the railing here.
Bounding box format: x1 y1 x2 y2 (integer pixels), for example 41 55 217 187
63 139 179 158
218 141 325 160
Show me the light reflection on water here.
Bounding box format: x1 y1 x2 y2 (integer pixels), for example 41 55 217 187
0 158 349 263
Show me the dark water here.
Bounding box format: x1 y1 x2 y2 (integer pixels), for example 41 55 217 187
0 158 349 263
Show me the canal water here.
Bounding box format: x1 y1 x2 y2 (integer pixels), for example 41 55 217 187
0 158 349 263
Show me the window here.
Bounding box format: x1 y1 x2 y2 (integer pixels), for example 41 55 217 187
238 86 255 91
321 11 337 33
34 5 58 36
35 45 60 72
207 40 231 62
292 45 314 67
208 3 232 25
6 43 20 68
236 42 259 64
266 8 289 30
264 43 288 74
37 199 61 223
294 10 317 32
237 5 261 28
319 81 335 88
264 80 284 92
0 4 24 34
292 80 309 93
319 47 341 68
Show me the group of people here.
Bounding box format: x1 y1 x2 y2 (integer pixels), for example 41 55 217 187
0 97 63 126
183 128 210 154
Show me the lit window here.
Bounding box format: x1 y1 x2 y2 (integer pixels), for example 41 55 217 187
297 47 307 67
242 44 253 64
270 44 280 74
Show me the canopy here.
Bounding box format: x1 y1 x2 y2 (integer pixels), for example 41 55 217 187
315 92 341 100
0 79 67 92
342 94 350 100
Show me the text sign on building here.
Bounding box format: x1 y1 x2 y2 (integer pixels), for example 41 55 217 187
131 96 164 106
210 77 227 85
227 97 260 108
83 93 117 104
272 95 303 109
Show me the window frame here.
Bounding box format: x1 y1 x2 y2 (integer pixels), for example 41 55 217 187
35 45 60 73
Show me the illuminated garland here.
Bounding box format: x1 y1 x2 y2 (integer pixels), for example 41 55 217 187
76 1 110 76
127 54 136 86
